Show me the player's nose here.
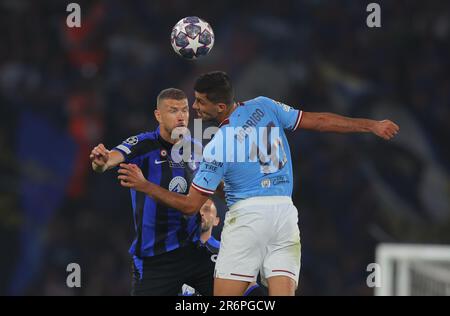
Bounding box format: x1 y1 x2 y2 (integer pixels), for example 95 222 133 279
176 112 185 120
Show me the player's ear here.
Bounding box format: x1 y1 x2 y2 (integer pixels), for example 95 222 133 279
213 216 220 227
217 103 227 113
154 109 162 123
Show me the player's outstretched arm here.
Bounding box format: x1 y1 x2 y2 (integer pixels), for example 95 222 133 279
117 163 208 215
299 112 400 140
90 143 125 173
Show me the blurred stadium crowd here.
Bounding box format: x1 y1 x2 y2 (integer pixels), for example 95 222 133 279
0 0 449 295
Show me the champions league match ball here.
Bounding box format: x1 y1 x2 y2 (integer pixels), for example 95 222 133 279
170 16 215 60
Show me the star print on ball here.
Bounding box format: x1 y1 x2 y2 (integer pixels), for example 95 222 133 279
171 16 214 60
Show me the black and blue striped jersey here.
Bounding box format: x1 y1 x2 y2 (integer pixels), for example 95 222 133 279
113 126 202 258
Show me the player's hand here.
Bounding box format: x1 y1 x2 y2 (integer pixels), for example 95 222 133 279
118 163 148 192
372 120 400 140
90 143 110 172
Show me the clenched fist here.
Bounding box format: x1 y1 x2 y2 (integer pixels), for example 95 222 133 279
117 163 148 192
90 143 110 173
372 120 400 140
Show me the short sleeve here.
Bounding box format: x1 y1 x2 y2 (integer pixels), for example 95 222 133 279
112 133 158 162
256 96 303 131
191 139 225 195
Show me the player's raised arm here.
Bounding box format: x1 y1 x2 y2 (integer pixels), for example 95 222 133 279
90 143 125 173
117 163 208 215
299 112 400 140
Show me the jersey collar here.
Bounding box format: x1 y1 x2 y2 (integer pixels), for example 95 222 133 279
218 118 230 128
217 102 245 128
217 102 240 128
156 126 174 150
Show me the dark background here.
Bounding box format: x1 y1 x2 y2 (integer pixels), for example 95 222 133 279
0 0 449 295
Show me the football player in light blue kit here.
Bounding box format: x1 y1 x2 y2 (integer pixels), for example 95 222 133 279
191 96 299 205
117 71 400 296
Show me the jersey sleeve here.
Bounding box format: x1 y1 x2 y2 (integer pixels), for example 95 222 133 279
257 96 303 131
112 133 157 162
191 137 226 195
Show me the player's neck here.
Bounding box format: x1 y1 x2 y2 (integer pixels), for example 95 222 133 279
159 128 176 144
216 102 237 125
200 231 212 243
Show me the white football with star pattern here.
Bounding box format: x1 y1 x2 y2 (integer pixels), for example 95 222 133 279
170 16 215 60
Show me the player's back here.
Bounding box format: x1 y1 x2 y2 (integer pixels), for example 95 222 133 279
191 96 303 290
193 96 303 207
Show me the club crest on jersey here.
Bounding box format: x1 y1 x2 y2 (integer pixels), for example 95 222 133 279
169 176 188 193
160 149 168 158
124 136 138 146
261 179 271 188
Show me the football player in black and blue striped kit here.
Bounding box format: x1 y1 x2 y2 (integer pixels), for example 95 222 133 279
90 88 214 295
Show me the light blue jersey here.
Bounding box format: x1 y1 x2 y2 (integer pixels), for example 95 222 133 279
192 96 303 207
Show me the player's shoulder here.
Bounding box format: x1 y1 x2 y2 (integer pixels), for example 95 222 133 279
235 96 284 122
234 96 270 109
249 96 297 117
247 96 275 106
135 130 159 142
237 96 282 114
226 97 267 125
120 130 160 149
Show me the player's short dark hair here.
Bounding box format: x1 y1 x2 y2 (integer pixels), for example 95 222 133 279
194 71 234 106
157 88 187 107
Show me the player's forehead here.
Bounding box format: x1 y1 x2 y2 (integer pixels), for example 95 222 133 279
194 91 210 103
159 98 188 109
200 200 215 214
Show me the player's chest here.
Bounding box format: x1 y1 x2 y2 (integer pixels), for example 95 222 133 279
146 149 199 193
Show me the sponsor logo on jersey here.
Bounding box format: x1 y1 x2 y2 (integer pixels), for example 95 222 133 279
271 175 290 185
169 160 185 168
